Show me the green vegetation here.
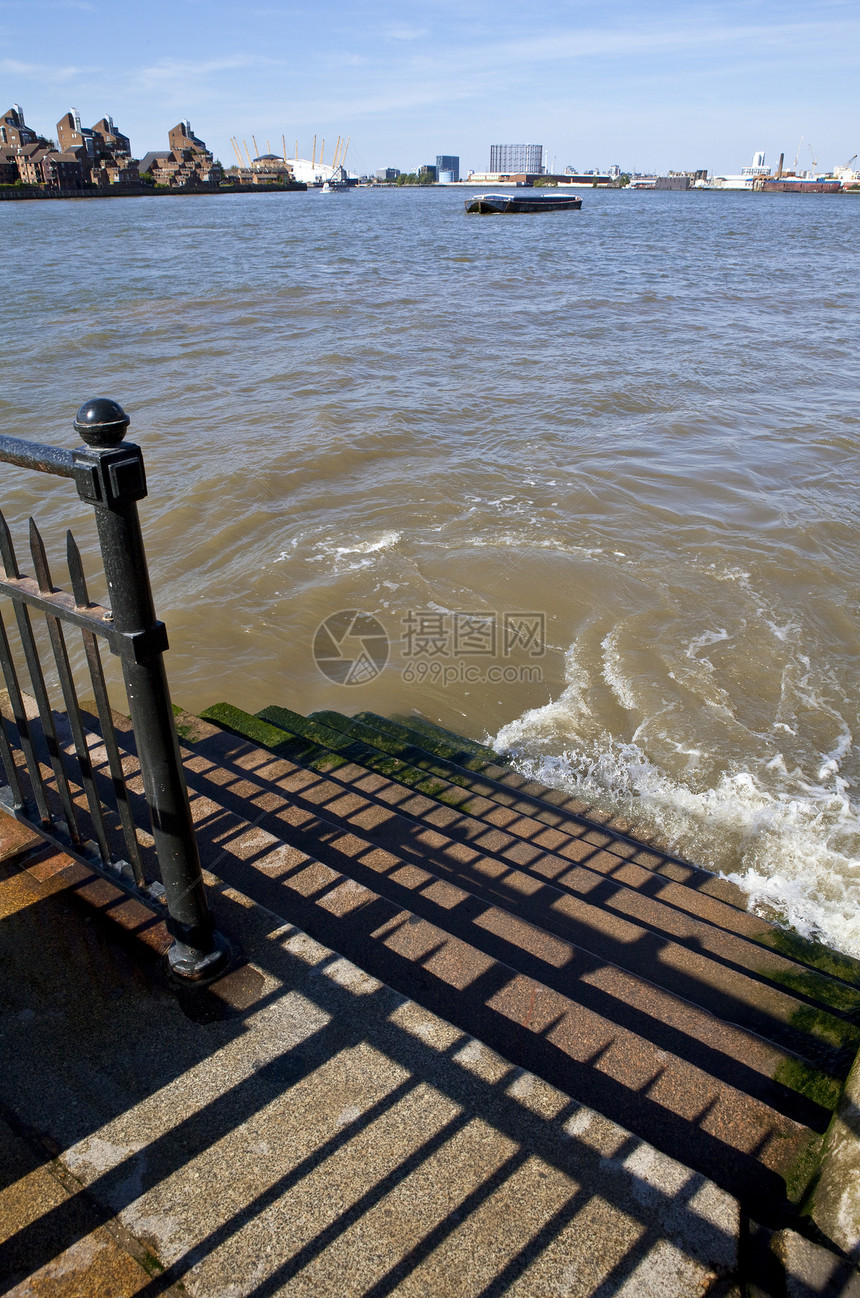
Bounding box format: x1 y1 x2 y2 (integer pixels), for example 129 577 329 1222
395 172 435 186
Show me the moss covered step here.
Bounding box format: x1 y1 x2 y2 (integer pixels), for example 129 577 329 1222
315 709 741 898
385 713 504 767
296 712 860 1003
187 707 855 1208
257 705 809 964
209 703 860 1013
352 712 860 994
257 705 497 810
365 711 666 840
201 702 860 1053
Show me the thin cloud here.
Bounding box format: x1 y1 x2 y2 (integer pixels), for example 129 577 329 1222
383 24 430 41
133 53 289 91
0 57 89 79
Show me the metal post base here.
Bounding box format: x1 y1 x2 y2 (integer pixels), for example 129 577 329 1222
166 932 232 983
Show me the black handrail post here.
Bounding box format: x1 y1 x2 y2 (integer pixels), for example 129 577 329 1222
71 398 227 980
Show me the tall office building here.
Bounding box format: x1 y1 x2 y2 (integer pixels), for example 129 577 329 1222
436 154 459 182
489 144 543 175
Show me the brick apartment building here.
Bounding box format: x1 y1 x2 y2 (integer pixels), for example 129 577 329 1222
13 142 85 188
0 104 139 190
139 121 221 189
56 109 139 186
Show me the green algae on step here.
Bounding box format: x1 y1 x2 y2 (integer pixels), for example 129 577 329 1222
198 704 860 1066
261 709 860 1018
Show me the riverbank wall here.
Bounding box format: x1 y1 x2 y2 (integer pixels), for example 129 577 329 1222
0 181 307 200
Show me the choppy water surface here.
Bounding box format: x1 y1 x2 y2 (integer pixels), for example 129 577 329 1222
3 187 859 954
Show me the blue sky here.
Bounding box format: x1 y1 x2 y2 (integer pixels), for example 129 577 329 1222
2 0 857 175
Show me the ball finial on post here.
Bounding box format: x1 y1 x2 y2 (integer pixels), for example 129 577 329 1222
73 398 130 448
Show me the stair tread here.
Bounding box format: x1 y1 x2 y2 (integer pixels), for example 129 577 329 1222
179 717 840 1205
241 706 860 1023
191 713 858 1069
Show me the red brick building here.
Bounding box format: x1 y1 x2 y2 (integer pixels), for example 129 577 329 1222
0 104 41 150
140 120 221 189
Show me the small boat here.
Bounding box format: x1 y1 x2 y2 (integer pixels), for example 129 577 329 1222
321 165 351 193
465 191 582 214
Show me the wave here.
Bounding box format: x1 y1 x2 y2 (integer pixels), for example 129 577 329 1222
493 645 860 959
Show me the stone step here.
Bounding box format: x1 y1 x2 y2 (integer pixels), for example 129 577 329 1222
311 707 701 867
244 706 860 1031
182 714 829 1210
319 709 860 994
258 706 770 931
195 709 858 1095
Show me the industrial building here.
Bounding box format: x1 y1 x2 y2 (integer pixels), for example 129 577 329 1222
436 154 459 182
489 144 543 175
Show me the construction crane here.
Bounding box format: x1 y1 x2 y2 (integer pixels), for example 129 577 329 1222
793 136 804 173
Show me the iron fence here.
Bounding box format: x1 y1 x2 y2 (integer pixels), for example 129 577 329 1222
0 398 227 980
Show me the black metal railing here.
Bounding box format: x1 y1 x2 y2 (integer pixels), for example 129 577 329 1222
0 398 227 980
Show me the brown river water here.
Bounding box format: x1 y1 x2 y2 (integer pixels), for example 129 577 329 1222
2 186 859 953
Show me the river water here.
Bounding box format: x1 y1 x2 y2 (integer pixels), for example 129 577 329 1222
2 186 859 955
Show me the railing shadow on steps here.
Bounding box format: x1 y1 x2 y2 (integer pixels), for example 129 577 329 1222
77 702 860 1217
0 397 228 980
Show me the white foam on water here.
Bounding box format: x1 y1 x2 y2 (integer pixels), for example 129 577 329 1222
287 529 404 574
330 530 402 556
493 644 860 959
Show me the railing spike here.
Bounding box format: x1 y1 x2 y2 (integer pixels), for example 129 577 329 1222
66 531 91 609
0 510 19 580
29 518 53 595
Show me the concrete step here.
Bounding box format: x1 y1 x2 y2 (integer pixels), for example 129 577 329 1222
305 709 860 993
0 818 756 1297
239 707 860 1030
189 707 860 1211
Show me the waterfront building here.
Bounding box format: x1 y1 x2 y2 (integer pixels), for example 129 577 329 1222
710 151 771 190
57 109 98 163
0 105 41 150
93 116 132 159
419 164 437 181
226 153 295 186
56 109 139 186
436 154 459 182
141 121 221 189
375 168 400 182
0 150 17 184
489 144 543 175
14 143 85 189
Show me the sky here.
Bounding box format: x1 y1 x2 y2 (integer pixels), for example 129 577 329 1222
1 0 858 177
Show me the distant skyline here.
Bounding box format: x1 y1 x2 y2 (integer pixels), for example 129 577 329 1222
2 0 857 177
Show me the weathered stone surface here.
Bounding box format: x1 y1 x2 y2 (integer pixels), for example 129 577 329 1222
806 1051 860 1264
0 838 741 1296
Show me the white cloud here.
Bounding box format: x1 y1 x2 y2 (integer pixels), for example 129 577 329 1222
383 24 430 41
0 57 89 79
